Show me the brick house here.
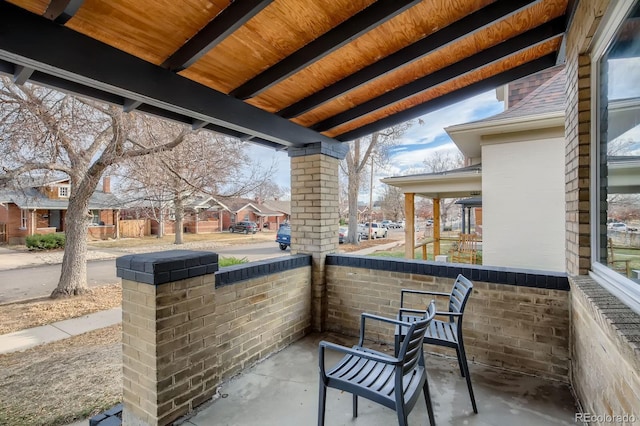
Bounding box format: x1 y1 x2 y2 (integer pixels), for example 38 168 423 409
213 198 290 231
0 176 121 244
120 195 222 235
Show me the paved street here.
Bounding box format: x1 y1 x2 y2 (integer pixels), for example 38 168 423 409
0 241 289 304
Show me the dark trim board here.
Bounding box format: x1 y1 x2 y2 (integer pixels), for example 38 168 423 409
326 254 570 290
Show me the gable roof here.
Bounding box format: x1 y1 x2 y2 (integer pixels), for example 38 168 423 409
472 65 566 124
446 66 567 159
0 187 122 210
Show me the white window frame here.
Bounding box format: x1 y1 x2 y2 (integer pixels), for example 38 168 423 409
20 209 28 229
589 0 640 315
58 185 70 198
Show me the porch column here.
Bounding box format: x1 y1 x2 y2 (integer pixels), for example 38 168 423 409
405 193 415 259
289 142 347 331
433 198 440 256
117 250 219 426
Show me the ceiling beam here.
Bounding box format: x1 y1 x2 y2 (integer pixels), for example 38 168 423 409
162 0 273 72
43 0 85 24
277 0 537 119
229 0 422 100
0 2 341 150
313 17 565 132
335 53 558 142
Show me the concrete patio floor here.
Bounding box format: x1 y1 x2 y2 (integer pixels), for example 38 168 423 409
181 332 580 426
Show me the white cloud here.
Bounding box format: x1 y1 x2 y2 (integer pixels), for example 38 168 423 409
244 89 504 193
397 90 503 149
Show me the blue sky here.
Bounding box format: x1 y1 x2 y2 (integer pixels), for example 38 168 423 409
248 89 505 193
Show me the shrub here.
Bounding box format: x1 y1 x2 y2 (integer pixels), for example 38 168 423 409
219 256 249 267
26 233 66 250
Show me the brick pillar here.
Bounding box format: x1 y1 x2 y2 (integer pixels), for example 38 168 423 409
564 0 610 275
289 142 347 331
116 250 218 426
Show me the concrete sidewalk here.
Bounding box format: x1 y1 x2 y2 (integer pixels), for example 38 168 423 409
0 307 121 354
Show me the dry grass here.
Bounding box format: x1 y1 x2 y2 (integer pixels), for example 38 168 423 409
0 324 122 426
87 230 276 249
338 236 401 253
0 285 122 334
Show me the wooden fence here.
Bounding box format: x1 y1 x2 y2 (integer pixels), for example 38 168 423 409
119 219 151 238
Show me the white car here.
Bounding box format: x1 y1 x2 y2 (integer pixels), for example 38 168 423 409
608 222 638 232
359 223 388 239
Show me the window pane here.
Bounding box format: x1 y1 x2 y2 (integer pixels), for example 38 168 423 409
600 2 640 278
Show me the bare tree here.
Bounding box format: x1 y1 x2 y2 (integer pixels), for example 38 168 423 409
380 185 405 221
118 124 276 244
0 78 189 297
251 179 287 202
422 149 465 227
341 124 411 244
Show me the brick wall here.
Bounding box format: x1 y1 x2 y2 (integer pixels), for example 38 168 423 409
564 0 609 276
118 252 311 426
326 260 570 380
570 277 640 420
215 265 311 381
6 204 28 244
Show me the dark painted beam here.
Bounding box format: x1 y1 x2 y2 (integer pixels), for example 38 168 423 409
313 17 565 132
0 2 341 149
335 54 558 142
277 0 537 119
13 64 34 85
0 58 282 147
43 0 85 24
229 0 422 100
162 0 273 71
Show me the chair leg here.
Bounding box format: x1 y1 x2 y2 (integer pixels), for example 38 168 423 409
455 347 465 377
395 333 401 357
318 379 327 426
353 394 358 418
396 402 408 426
423 374 436 426
458 343 478 414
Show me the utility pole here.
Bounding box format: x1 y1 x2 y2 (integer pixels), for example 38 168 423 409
368 154 374 240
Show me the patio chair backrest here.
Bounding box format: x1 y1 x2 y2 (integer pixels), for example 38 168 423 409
400 301 435 375
448 274 474 317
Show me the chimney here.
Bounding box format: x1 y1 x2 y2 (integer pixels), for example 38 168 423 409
103 176 111 194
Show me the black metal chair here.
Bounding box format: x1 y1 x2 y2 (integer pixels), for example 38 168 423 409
396 274 477 414
318 301 437 426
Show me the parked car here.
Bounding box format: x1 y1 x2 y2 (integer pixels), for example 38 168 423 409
426 219 434 226
381 220 400 229
608 222 638 232
275 225 291 250
229 221 257 234
360 223 388 239
339 226 362 243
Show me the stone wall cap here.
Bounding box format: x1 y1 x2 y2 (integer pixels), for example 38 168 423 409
116 250 218 285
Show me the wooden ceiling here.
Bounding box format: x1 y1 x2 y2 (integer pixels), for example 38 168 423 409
0 0 570 150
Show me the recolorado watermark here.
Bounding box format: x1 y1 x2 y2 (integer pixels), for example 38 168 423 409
575 413 637 424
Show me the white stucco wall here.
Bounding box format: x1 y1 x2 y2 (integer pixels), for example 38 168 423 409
482 136 566 272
